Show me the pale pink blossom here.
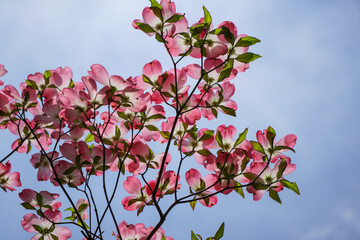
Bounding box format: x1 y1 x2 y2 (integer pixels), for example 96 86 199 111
0 161 21 191
21 210 71 240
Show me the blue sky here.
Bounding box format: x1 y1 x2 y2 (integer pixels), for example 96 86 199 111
0 0 359 239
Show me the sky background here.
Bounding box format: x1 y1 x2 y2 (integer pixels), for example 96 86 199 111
0 0 359 239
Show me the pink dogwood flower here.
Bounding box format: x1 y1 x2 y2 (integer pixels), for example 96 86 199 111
244 160 290 201
254 128 297 163
21 210 71 240
19 189 61 210
0 161 21 191
121 176 153 211
30 152 59 181
185 168 218 207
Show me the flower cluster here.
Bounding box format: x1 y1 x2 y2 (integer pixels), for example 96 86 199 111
0 0 299 239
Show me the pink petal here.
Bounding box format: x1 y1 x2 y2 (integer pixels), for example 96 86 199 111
88 64 109 86
123 176 142 195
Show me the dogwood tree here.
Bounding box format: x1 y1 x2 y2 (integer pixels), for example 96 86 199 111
0 0 300 239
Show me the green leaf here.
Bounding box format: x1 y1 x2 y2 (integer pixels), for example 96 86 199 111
219 106 236 117
240 156 250 172
266 126 276 147
280 179 301 195
269 188 282 204
160 131 170 139
235 36 261 47
69 79 75 88
235 52 262 63
202 6 212 28
44 70 51 85
243 172 256 181
198 130 214 141
166 14 184 23
145 125 159 131
32 224 44 233
102 138 113 146
234 128 248 147
21 202 36 210
26 79 38 90
63 166 76 175
276 158 287 179
215 130 223 148
147 114 166 120
152 7 163 21
149 0 162 9
78 203 88 213
142 74 154 86
64 215 76 221
212 26 234 44
214 222 225 240
252 183 268 190
137 204 145 216
155 33 164 43
190 24 205 37
234 181 245 198
135 22 155 33
211 108 218 118
250 141 265 154
274 145 296 153
190 198 197 211
84 133 94 143
191 231 200 240
217 59 234 82
36 193 43 205
197 149 212 156
115 125 121 139
51 234 59 240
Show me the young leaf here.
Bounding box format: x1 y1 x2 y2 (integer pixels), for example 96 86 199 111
147 114 166 120
32 224 44 234
215 130 223 148
269 188 282 204
274 145 296 153
51 234 59 240
202 6 212 27
78 203 88 213
250 141 265 154
252 183 268 190
44 70 51 84
135 22 155 33
149 0 162 9
234 181 245 198
219 105 236 117
137 204 145 216
26 79 38 90
21 202 36 210
217 59 234 82
266 126 276 147
214 222 225 240
235 36 261 47
280 179 301 195
166 14 184 23
198 130 214 141
190 198 197 211
235 52 262 63
234 128 248 147
197 149 212 156
145 125 159 131
191 231 200 240
276 159 287 179
84 133 94 143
